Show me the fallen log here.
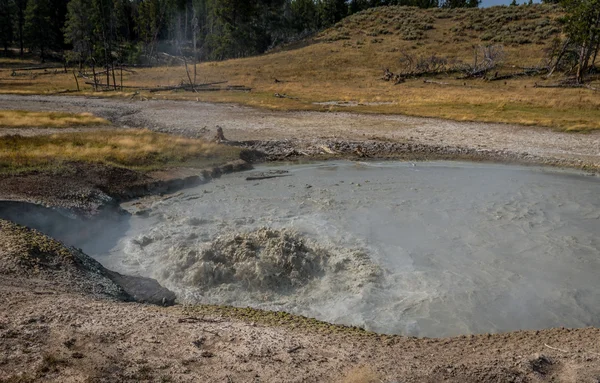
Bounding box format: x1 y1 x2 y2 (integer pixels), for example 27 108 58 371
246 174 290 181
274 93 298 99
147 81 229 92
382 68 462 83
423 80 449 85
489 68 547 81
533 83 584 89
82 81 251 93
533 83 598 91
197 81 229 87
94 66 137 75
11 65 64 71
457 67 493 79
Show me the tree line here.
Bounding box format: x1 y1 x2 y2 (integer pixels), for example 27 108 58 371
0 0 597 83
0 0 480 64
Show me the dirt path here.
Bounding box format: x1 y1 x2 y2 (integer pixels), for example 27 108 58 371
1 94 599 168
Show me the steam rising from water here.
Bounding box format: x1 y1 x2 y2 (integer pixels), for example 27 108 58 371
98 161 600 337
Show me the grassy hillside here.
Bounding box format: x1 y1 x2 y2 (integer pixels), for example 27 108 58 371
319 4 561 62
1 4 599 131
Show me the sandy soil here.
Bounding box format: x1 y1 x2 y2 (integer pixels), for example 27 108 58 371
0 94 599 169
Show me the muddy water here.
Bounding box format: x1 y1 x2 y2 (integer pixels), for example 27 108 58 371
101 161 600 337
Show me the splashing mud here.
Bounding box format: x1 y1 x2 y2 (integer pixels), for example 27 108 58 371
158 228 381 304
93 161 600 337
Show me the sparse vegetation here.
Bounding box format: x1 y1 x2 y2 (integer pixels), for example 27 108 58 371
0 129 241 174
0 110 109 128
321 4 561 45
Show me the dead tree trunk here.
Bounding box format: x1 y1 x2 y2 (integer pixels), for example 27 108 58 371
576 12 600 83
72 71 80 91
91 61 98 91
547 38 570 78
111 61 117 90
192 10 199 86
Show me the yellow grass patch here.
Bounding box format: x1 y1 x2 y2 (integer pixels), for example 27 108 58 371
0 129 240 173
0 110 109 128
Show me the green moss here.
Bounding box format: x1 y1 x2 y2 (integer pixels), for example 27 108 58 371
182 304 386 338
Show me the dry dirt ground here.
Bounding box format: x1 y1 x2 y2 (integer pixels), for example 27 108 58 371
3 280 600 383
0 94 599 169
0 280 600 383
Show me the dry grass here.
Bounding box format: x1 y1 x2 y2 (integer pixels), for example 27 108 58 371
0 110 109 128
0 56 39 68
1 4 599 131
0 129 240 173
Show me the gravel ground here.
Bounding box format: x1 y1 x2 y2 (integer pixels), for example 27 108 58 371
1 94 599 169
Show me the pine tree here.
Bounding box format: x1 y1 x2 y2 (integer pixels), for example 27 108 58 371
24 0 54 61
319 0 348 27
0 0 14 54
561 0 600 83
136 0 173 62
64 0 94 65
14 0 26 56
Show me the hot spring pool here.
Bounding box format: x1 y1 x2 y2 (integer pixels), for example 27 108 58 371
99 161 600 337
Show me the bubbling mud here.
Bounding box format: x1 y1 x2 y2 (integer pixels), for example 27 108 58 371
157 228 381 304
99 161 600 337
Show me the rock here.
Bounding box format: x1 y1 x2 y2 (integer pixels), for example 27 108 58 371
63 338 76 349
104 270 177 306
529 354 553 375
192 338 206 348
214 126 226 142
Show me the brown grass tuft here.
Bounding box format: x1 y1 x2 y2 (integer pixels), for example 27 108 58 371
0 129 240 174
0 110 109 128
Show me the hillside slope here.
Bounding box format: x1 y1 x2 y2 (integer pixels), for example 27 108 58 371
1 4 599 131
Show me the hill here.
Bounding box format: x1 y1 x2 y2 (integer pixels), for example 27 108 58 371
1 4 599 131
